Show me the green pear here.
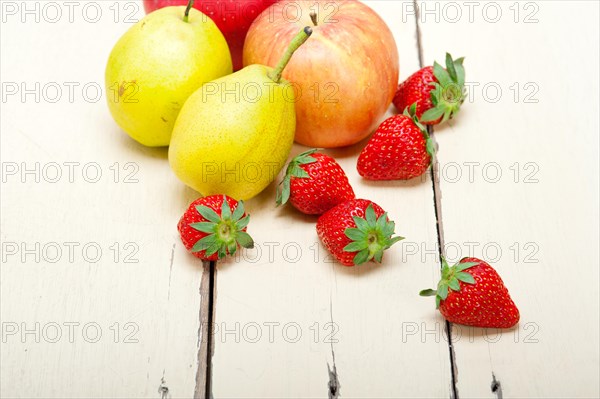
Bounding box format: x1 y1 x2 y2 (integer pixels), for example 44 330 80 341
169 27 313 200
105 2 232 147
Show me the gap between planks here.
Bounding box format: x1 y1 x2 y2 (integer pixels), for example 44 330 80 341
412 1 459 398
194 261 216 399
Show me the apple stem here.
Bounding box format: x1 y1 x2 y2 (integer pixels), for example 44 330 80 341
183 0 195 22
310 11 318 26
267 26 313 84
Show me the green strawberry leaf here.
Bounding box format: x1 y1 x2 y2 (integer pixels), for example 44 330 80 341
437 283 449 300
294 148 319 163
382 219 395 237
448 277 460 291
419 257 479 309
343 241 369 252
445 52 458 82
376 212 387 231
454 57 466 86
405 102 433 161
365 205 377 226
276 149 319 206
353 248 370 265
196 205 221 223
410 102 417 115
433 61 452 87
345 228 366 241
441 109 452 124
227 240 237 256
441 257 451 271
221 196 231 220
455 262 478 272
353 216 370 231
426 53 466 125
425 137 436 164
236 215 250 230
276 176 291 206
189 222 216 234
343 204 404 266
421 106 445 122
456 272 475 284
205 241 221 257
405 103 417 117
291 168 310 178
192 234 218 253
231 200 245 221
236 231 254 249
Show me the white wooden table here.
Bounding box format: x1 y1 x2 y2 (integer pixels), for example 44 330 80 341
1 1 598 398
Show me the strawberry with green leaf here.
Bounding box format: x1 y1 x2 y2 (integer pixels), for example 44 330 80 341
178 195 254 261
420 257 520 328
277 149 355 215
316 199 404 266
393 53 466 125
357 104 435 180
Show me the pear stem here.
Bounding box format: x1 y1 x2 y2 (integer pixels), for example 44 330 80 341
310 11 318 26
267 26 313 84
183 0 194 22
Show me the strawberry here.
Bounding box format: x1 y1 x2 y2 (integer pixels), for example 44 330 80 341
420 257 520 328
316 199 404 266
393 53 466 125
357 104 435 180
276 149 355 215
178 195 254 261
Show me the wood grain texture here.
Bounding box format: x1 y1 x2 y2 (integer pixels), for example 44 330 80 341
418 1 600 397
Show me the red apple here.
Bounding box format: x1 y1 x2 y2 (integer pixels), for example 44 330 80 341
144 0 277 71
243 0 399 148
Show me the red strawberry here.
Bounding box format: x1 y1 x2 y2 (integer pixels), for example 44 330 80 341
393 53 466 125
316 199 404 266
276 149 355 215
357 105 435 180
178 195 254 261
420 257 520 328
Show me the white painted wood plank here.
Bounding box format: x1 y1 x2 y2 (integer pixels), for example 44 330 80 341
5 1 595 398
1 3 204 397
212 1 453 397
418 1 600 397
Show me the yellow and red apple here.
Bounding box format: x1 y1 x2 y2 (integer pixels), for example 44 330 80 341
144 0 277 71
244 0 399 148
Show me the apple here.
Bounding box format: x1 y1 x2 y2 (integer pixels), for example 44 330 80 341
243 0 399 148
144 0 277 71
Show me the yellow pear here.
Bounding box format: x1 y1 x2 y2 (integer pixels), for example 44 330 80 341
169 27 313 200
105 3 232 147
